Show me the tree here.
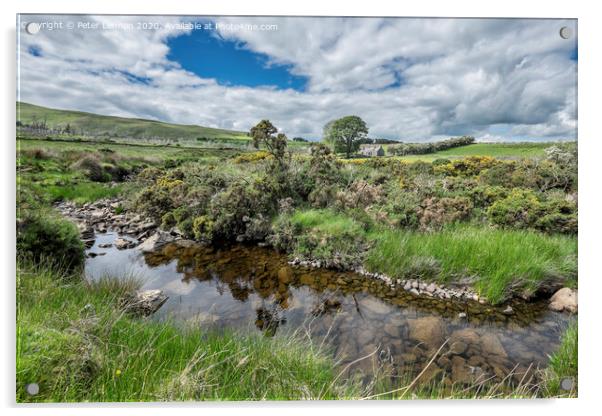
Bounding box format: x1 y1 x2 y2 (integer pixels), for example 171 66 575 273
324 116 369 158
249 120 289 169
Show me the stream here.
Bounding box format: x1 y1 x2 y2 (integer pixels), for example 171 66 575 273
85 231 572 386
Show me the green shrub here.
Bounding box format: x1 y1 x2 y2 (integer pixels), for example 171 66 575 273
208 180 274 242
487 188 542 230
161 206 195 237
382 187 421 228
477 161 518 188
432 158 451 167
467 185 508 208
487 188 577 234
17 214 84 271
535 193 578 234
192 215 214 241
133 186 174 222
72 157 107 182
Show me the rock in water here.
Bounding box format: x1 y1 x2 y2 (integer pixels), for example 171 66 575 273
450 328 480 345
407 316 446 349
479 333 508 358
114 238 133 250
123 290 168 316
137 231 175 252
549 288 578 313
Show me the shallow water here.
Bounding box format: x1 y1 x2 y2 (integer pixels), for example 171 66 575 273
86 231 572 385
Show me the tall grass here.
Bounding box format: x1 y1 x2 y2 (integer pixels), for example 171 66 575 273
541 321 578 397
45 182 123 204
365 224 577 303
16 262 358 402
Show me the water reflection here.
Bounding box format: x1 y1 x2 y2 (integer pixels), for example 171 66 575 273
86 234 572 386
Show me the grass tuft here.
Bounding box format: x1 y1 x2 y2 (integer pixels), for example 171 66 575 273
365 224 576 303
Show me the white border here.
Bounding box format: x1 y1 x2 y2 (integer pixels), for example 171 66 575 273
2 1 601 415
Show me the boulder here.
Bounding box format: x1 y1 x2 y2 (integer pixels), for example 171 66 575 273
449 340 467 355
137 231 175 252
123 289 168 316
479 333 508 358
549 288 578 313
114 238 134 250
449 328 480 345
360 298 390 315
407 316 446 348
383 323 401 338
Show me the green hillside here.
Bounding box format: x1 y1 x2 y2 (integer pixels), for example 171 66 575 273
387 142 552 161
16 102 249 141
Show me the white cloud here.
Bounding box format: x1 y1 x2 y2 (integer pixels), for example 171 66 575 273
17 15 577 141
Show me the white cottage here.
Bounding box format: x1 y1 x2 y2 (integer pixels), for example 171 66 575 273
359 144 385 157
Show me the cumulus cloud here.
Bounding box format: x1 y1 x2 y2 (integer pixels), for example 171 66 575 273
17 15 577 141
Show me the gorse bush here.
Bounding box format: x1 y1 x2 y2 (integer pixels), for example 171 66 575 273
418 196 473 230
435 155 499 177
487 188 577 234
233 150 272 164
487 188 541 230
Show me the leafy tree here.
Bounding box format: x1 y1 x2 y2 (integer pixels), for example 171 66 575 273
250 120 289 169
324 116 369 158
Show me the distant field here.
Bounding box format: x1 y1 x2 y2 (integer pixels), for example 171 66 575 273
17 102 249 141
17 138 242 162
389 142 552 161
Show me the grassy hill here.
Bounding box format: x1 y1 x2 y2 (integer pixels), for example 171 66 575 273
16 102 249 141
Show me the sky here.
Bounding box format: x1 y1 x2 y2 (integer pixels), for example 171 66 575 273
17 15 577 141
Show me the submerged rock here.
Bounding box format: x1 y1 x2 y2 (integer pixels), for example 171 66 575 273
450 328 480 345
549 288 578 313
123 289 168 317
479 333 508 358
407 316 446 348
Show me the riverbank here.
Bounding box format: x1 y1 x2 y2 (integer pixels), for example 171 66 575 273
57 197 578 308
16 261 360 402
16 260 577 401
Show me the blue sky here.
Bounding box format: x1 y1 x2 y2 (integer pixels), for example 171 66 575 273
167 25 307 91
17 15 578 141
